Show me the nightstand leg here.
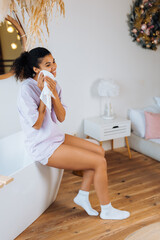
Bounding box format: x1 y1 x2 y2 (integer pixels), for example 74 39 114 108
111 139 114 150
86 135 89 139
125 137 131 159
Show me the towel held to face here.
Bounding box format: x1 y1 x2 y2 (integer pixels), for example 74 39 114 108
39 70 56 112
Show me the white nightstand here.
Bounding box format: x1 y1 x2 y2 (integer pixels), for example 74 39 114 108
84 116 132 159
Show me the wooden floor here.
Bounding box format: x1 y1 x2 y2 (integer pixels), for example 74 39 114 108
16 148 160 240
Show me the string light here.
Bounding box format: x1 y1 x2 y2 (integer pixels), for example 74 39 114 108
7 26 14 33
7 21 12 25
11 43 17 49
17 34 20 40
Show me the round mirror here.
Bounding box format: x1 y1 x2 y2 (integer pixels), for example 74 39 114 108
0 15 26 80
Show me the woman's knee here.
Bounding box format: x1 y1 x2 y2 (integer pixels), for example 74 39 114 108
94 156 107 171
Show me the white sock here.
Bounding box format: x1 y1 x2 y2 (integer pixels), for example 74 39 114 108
100 202 130 220
73 190 99 216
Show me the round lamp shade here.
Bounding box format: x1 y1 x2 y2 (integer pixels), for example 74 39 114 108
98 79 119 98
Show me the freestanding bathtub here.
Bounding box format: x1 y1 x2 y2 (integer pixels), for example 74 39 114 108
0 130 64 240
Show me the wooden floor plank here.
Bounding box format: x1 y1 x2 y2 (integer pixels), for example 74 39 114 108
15 148 160 240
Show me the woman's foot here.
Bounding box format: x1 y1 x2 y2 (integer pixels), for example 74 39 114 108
100 203 130 220
73 190 99 216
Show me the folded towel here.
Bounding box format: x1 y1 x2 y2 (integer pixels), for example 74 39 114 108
39 70 56 112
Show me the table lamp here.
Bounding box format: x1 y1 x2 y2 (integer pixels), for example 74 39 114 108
98 79 119 119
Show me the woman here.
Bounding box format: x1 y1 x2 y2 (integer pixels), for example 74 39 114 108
13 47 130 220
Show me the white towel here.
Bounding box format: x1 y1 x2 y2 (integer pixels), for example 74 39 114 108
39 70 56 112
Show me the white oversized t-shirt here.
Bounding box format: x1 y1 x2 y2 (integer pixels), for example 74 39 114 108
17 77 67 165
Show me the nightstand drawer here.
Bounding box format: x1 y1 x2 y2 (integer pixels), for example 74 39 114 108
102 122 130 140
84 117 131 141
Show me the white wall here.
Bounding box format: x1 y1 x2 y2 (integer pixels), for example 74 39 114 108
0 0 160 149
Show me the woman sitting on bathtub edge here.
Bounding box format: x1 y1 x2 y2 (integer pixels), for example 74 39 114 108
12 47 130 220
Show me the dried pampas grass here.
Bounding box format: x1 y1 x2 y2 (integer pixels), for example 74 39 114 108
7 0 65 49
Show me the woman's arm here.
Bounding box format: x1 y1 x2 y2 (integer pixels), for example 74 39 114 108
51 92 66 122
32 100 46 129
44 76 66 122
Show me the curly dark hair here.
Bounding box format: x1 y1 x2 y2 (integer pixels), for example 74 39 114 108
12 47 51 81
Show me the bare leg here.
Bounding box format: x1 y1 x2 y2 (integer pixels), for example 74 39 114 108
80 170 94 191
64 134 105 156
47 141 130 220
64 134 105 191
47 143 110 205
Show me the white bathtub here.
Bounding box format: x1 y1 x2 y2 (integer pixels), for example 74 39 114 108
0 131 64 240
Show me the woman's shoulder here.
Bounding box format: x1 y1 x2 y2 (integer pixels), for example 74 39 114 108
20 78 38 91
18 78 39 99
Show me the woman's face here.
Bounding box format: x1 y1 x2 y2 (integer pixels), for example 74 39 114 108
38 54 57 77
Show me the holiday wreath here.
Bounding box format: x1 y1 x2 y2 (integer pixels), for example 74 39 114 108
128 0 160 50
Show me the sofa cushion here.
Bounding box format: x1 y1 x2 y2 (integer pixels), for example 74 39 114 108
145 111 160 139
128 106 160 138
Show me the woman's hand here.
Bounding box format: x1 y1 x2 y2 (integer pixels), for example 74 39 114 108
37 72 44 91
45 76 58 97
